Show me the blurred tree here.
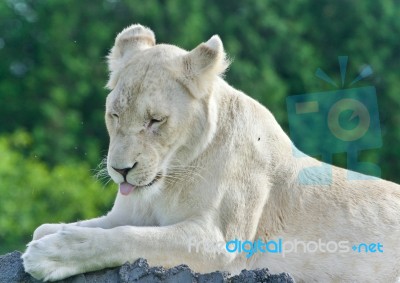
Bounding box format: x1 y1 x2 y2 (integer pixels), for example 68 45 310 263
0 131 115 253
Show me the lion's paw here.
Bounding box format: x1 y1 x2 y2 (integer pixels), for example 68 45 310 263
22 227 89 281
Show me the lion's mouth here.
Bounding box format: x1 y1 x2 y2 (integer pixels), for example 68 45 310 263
119 173 163 196
144 173 162 187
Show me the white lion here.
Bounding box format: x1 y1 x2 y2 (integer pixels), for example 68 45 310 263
22 24 400 282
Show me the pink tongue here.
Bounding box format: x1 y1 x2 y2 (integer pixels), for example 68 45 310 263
119 182 135 195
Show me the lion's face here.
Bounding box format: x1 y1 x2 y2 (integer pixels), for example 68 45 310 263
105 51 197 194
105 25 228 195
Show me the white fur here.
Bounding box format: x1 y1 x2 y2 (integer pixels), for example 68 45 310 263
22 24 400 282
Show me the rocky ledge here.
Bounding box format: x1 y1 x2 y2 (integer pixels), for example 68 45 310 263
0 251 294 283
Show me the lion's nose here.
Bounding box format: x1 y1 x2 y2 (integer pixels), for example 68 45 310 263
112 163 137 178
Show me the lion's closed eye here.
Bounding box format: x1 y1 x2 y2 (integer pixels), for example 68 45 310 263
106 112 119 120
148 117 166 128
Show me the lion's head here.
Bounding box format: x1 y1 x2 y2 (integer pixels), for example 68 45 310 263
105 24 229 196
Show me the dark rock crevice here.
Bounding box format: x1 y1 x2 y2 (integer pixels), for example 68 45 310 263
0 251 295 283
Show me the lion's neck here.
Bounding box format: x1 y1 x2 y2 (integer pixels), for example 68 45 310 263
256 119 308 239
204 81 307 239
211 84 314 240
171 79 316 238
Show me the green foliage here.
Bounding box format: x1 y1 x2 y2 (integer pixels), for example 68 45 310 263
0 131 115 253
0 0 399 253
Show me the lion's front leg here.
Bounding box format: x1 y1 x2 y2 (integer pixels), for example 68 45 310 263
22 221 236 281
31 212 123 241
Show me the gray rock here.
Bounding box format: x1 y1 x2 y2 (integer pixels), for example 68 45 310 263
0 251 295 283
0 251 38 283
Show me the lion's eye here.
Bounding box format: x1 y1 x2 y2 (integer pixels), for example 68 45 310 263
148 117 165 128
151 118 162 123
111 113 119 119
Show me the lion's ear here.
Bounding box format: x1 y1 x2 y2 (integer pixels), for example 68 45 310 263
107 24 155 85
174 35 230 99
